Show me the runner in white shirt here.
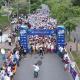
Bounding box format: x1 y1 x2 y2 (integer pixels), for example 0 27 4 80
51 44 54 53
33 64 39 72
47 43 51 52
33 64 40 78
36 44 39 51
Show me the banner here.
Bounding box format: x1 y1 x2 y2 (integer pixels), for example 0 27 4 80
19 25 66 53
69 65 79 80
70 65 77 80
20 25 28 53
57 26 65 49
27 29 55 35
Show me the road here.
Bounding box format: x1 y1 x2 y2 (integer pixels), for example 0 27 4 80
14 53 73 80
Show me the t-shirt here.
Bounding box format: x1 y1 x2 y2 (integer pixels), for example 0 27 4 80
44 44 47 48
0 70 5 80
8 38 11 42
7 66 13 77
47 44 51 49
4 75 10 80
63 53 70 62
59 47 63 52
15 53 19 60
51 45 54 50
1 48 5 54
33 65 40 72
36 44 39 50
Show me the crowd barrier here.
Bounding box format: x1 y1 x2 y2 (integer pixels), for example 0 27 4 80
62 50 80 80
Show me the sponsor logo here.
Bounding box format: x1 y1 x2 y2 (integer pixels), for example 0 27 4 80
58 30 64 34
20 30 26 35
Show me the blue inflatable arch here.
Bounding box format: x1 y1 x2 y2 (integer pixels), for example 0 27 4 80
19 25 65 53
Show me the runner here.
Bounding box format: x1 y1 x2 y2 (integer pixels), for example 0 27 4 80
33 63 40 78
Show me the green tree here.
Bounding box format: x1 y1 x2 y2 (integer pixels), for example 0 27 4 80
63 17 80 40
72 0 80 6
64 19 76 40
45 0 80 41
30 0 41 13
45 0 73 23
0 0 5 8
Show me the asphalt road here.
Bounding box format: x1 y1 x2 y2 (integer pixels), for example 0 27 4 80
14 53 73 80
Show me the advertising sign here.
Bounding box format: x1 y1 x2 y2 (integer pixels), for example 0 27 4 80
57 26 65 49
20 25 28 52
70 65 77 80
27 29 55 35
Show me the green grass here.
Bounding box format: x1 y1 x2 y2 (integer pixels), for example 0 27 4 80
72 51 80 69
0 15 9 29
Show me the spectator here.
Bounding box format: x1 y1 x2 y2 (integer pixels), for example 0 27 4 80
0 67 6 80
19 46 24 57
6 66 13 80
13 50 20 66
8 37 12 46
70 46 72 52
1 48 6 61
4 74 10 80
63 52 70 71
74 37 76 43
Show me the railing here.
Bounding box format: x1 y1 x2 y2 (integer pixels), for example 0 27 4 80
67 50 80 80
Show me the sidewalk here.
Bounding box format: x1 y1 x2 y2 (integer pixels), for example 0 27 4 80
0 26 15 50
0 42 15 50
66 42 80 76
66 42 80 52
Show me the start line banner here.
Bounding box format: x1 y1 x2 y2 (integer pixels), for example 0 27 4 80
27 29 56 35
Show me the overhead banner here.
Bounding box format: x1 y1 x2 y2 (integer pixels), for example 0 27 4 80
27 29 56 35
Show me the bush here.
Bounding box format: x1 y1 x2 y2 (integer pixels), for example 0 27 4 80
0 16 9 29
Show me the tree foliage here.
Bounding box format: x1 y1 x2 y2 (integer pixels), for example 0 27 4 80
0 0 5 8
30 0 41 12
72 0 80 6
1 0 80 34
45 0 80 32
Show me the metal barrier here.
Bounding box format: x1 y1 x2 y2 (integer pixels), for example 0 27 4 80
65 50 80 80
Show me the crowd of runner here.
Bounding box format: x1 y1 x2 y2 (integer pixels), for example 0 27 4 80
24 4 57 53
29 35 56 54
27 13 57 29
